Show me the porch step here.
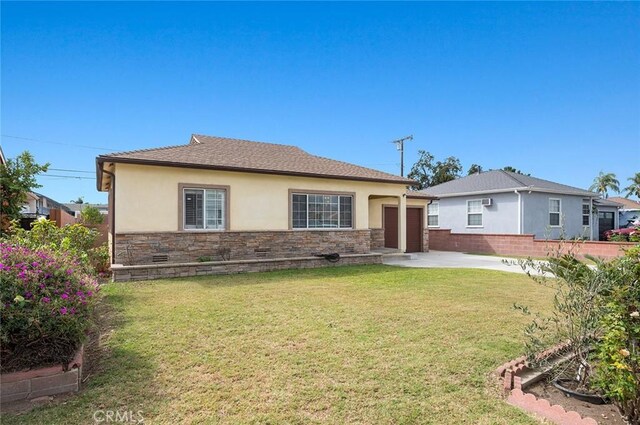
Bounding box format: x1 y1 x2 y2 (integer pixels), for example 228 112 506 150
381 252 418 261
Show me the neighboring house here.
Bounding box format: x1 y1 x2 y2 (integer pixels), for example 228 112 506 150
63 203 109 219
96 134 431 266
420 170 604 240
607 196 640 228
20 192 75 229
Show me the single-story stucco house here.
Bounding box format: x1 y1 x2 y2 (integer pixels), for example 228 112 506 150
96 134 433 274
420 170 615 241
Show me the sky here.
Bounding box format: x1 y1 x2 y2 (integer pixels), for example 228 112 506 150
2 1 639 204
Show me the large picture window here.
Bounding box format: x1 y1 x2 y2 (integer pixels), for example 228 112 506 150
183 188 226 230
467 200 483 227
549 198 561 227
427 202 439 227
292 193 353 229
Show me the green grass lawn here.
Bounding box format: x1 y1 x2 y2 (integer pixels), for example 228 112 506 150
3 265 554 424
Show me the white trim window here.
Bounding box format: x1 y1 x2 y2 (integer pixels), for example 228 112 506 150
466 200 483 227
549 198 561 227
184 188 226 230
427 202 439 227
292 193 353 229
582 203 590 226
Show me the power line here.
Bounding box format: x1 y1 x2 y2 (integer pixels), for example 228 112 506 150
1 134 124 152
49 168 94 174
40 174 96 180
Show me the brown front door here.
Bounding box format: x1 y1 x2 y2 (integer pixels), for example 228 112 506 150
406 207 423 252
383 206 398 249
383 206 423 252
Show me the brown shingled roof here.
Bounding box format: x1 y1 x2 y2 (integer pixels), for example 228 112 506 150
97 134 416 188
607 197 640 210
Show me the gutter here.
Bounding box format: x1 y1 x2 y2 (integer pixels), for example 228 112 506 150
431 187 598 199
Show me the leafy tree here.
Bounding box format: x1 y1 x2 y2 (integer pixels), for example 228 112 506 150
0 151 49 234
623 172 640 199
502 166 529 175
589 172 620 198
407 151 462 189
432 156 462 185
80 205 104 225
407 150 435 190
467 163 483 175
71 196 84 204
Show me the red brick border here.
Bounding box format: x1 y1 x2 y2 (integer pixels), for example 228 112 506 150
495 343 598 425
0 346 83 403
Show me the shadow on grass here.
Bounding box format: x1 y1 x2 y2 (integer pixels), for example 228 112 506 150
0 293 166 425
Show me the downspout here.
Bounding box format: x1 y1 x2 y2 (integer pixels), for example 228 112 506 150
589 198 594 241
99 162 116 264
514 190 522 234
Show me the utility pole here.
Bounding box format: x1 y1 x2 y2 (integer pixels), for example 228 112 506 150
391 135 413 177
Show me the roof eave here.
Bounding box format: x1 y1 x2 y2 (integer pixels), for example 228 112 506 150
96 156 418 186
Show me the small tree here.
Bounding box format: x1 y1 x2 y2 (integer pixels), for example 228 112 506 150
80 205 104 225
502 166 529 175
0 151 49 234
71 196 84 204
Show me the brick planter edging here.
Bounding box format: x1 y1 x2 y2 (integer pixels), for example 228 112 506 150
495 343 598 425
1 346 83 403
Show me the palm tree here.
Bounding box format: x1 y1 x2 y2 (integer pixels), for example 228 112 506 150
623 172 640 198
589 171 620 198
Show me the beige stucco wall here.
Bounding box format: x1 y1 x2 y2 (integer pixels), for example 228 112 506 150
113 163 409 233
368 197 430 229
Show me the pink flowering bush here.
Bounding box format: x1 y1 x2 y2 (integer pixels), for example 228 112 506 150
0 242 100 372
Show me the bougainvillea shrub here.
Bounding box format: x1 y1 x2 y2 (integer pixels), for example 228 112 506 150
0 242 100 372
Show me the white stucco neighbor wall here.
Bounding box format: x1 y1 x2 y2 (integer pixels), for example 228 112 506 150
431 192 520 234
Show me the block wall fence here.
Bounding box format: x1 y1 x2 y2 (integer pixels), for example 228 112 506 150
429 229 635 260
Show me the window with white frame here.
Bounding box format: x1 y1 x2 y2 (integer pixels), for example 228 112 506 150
582 203 590 226
183 188 226 230
292 193 353 229
549 198 561 226
427 202 439 227
467 200 482 226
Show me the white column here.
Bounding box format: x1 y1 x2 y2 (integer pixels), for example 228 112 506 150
398 195 407 252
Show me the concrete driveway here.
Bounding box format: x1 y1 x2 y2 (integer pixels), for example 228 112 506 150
383 250 539 275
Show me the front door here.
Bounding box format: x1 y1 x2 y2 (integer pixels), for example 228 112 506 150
383 206 398 249
383 206 423 252
598 212 615 241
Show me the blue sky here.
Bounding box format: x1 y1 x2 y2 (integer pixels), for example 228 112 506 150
2 2 639 203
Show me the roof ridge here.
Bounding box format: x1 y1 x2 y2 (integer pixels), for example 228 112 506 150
498 169 530 187
192 134 304 151
100 143 191 158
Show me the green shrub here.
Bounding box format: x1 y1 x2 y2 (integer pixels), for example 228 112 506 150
0 242 100 372
592 247 640 423
8 219 103 274
80 205 105 225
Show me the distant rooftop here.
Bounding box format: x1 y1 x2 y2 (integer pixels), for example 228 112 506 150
421 170 597 198
606 197 640 210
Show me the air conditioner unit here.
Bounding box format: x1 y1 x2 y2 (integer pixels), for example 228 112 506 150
481 198 493 206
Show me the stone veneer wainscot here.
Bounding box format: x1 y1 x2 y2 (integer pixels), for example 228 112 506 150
115 229 372 265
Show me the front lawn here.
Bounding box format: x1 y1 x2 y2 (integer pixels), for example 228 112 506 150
3 265 553 424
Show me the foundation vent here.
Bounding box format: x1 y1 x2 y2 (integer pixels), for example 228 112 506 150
152 254 169 263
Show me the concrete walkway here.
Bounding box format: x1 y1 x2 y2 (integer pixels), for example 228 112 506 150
382 250 540 275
